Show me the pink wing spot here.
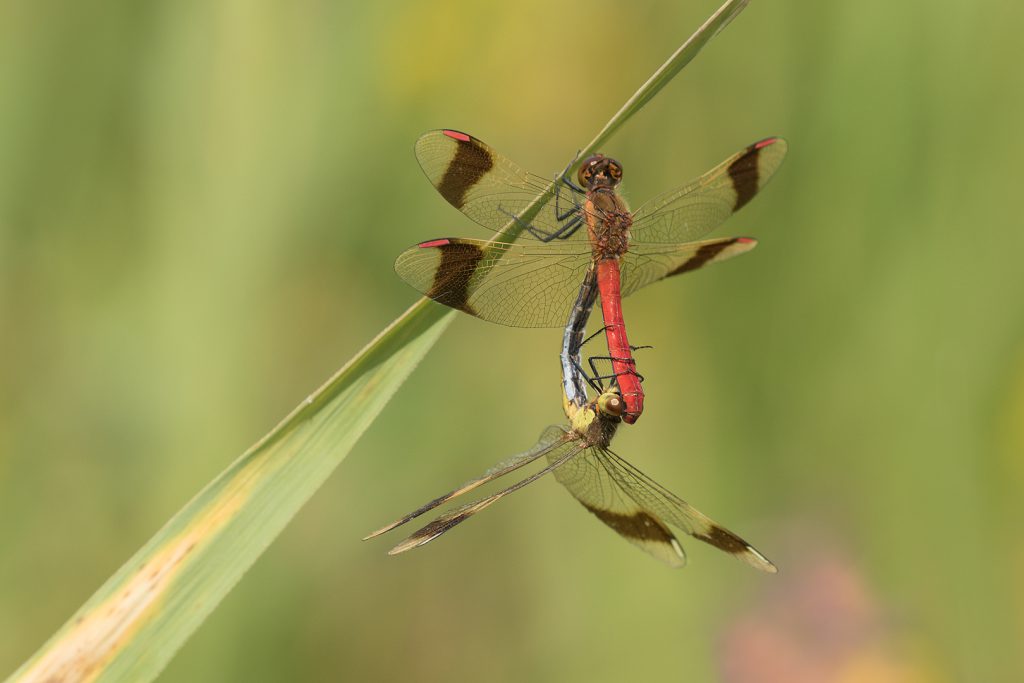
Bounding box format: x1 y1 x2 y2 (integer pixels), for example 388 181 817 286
419 239 452 248
736 237 757 245
754 138 777 150
443 130 472 142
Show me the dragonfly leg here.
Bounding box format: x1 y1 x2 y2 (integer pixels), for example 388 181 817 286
586 355 646 384
562 217 584 238
535 215 583 242
496 206 550 239
579 325 610 348
553 183 584 222
553 169 585 225
555 157 586 195
496 206 582 243
586 357 613 389
573 326 650 392
573 356 606 393
577 357 643 393
496 164 585 242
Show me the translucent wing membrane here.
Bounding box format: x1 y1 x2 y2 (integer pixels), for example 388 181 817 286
415 130 592 242
552 447 776 572
606 449 775 571
416 130 787 247
380 431 586 555
404 132 786 327
394 236 757 329
619 236 758 298
549 446 688 567
367 409 775 570
629 137 788 244
394 238 593 328
365 426 571 541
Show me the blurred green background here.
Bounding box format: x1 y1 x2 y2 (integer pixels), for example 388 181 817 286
1 0 1021 681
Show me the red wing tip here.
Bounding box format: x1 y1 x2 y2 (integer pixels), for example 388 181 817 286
754 138 779 150
736 237 758 245
442 130 472 142
418 238 452 248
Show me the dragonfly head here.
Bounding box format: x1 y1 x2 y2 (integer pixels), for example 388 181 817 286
578 154 623 190
571 388 623 445
596 389 625 419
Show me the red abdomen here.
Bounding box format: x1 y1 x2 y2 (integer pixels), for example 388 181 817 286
596 259 643 424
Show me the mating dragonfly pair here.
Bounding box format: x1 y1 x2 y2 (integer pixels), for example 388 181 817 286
365 129 786 571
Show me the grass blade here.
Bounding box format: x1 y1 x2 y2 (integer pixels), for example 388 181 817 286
8 302 453 683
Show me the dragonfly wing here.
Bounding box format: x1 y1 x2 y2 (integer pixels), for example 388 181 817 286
549 447 688 567
618 236 758 298
386 430 585 555
597 448 776 572
364 426 572 540
415 130 590 241
630 138 788 244
394 238 594 328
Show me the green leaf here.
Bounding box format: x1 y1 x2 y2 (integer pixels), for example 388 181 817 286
7 301 454 683
6 1 751 681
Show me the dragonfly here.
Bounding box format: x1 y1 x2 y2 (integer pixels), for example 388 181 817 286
364 266 776 572
363 385 776 571
396 129 787 423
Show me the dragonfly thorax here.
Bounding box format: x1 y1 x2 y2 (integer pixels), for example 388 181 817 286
578 154 623 190
568 389 621 447
585 188 632 257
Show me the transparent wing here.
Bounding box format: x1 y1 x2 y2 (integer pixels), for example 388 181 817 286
629 137 788 244
365 426 571 540
416 129 590 242
549 447 689 568
618 236 758 298
393 238 594 328
382 429 585 555
593 448 776 572
393 235 758 328
402 135 786 328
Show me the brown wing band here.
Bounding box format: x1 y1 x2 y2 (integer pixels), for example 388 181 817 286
426 241 484 315
727 143 763 211
582 504 677 544
693 524 752 556
436 135 494 209
666 238 740 277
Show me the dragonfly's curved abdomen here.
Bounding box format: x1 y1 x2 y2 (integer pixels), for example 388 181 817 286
596 259 643 424
561 265 600 415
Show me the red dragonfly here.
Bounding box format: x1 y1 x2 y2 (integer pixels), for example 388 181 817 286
397 130 787 422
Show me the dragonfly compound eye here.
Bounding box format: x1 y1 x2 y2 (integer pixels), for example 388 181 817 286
577 155 605 187
598 393 624 417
